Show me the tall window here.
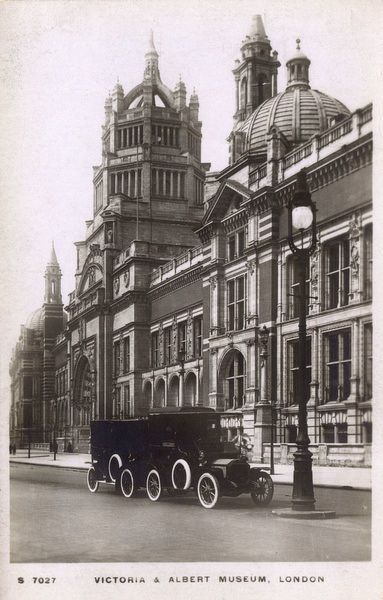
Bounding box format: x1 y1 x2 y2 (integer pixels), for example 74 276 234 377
123 383 133 418
114 341 121 376
227 275 247 330
23 376 33 398
163 327 172 365
287 337 312 405
364 225 373 300
194 317 203 357
227 229 246 261
151 332 160 368
226 352 246 409
178 322 187 358
114 387 121 419
123 337 130 373
288 256 310 318
324 238 350 309
324 329 351 402
364 323 372 400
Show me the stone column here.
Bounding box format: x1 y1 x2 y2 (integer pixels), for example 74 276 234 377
179 371 184 406
345 318 360 442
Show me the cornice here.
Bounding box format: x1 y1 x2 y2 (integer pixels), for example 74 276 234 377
149 265 203 300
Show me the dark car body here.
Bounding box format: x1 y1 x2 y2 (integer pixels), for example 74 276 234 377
87 407 273 508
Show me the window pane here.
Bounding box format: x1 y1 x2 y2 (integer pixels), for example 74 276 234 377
237 230 245 256
342 331 351 360
237 277 244 300
329 334 339 362
228 280 235 303
328 244 339 271
329 273 339 308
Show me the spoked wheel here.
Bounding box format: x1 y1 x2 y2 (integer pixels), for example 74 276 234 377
108 454 122 483
87 467 99 493
197 472 220 509
120 468 135 498
250 471 274 505
146 469 162 502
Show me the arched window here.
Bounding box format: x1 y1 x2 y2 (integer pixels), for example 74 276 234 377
257 73 269 105
240 77 248 109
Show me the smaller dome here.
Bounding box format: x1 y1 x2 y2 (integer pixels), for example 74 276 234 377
241 88 350 154
25 307 44 332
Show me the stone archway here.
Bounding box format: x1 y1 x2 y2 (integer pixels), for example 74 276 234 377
168 375 179 407
143 380 152 410
184 372 197 406
218 349 246 411
153 378 165 408
73 355 93 426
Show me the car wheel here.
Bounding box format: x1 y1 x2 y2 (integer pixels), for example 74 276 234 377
171 459 192 490
108 454 122 483
146 469 162 502
250 472 274 505
87 466 99 493
120 468 135 498
197 472 220 509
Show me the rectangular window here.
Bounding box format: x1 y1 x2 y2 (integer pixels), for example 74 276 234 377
364 323 372 400
325 238 350 309
114 341 121 376
123 337 130 373
114 387 121 419
288 256 310 318
23 376 33 398
194 317 203 357
164 327 172 364
178 322 187 359
123 383 133 418
227 229 246 261
364 225 373 300
151 332 160 368
324 329 351 402
227 275 247 331
322 424 334 443
287 337 312 405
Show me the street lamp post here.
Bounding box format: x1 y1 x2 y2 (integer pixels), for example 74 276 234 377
259 325 274 475
287 170 317 511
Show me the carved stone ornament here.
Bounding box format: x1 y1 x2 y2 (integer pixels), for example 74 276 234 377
123 269 130 287
89 243 101 257
209 276 218 290
349 215 361 238
114 276 120 295
246 260 257 275
350 243 360 277
88 266 96 286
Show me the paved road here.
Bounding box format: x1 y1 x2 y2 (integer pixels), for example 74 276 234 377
10 463 371 563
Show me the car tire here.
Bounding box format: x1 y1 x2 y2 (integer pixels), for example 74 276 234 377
197 472 220 509
250 471 274 505
108 454 122 483
120 468 136 498
171 459 192 490
146 469 162 502
87 466 99 493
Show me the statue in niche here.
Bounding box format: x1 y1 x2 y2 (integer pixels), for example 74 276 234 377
114 277 120 295
88 266 96 286
106 228 114 244
123 270 130 287
350 243 360 277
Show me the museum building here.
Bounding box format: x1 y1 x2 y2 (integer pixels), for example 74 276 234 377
10 16 372 465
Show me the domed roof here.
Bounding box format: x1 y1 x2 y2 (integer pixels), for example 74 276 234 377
241 87 350 154
25 307 44 332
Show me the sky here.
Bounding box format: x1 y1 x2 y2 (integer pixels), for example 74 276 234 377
0 0 381 400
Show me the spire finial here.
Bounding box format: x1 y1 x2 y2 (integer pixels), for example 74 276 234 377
49 241 59 266
296 38 301 50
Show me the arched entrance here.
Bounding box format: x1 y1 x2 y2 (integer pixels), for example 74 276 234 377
168 375 179 407
73 356 93 426
153 378 165 408
218 349 246 410
184 372 197 406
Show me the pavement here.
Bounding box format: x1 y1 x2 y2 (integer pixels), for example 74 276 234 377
9 449 371 490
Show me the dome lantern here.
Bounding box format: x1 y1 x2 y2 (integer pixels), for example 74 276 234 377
286 38 311 90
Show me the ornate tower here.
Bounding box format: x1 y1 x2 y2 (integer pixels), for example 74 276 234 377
44 241 62 304
229 15 280 165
